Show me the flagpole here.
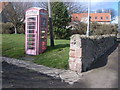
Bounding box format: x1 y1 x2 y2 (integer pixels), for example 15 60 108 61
86 0 90 36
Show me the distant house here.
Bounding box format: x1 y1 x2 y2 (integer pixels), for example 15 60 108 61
0 2 9 23
0 2 8 13
71 13 111 24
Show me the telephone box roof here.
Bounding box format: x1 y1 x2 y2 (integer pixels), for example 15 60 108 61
26 7 47 11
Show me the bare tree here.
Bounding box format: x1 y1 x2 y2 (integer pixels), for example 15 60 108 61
34 2 48 9
2 2 33 34
34 2 87 14
64 2 87 14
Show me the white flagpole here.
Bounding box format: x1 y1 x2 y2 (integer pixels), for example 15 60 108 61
86 0 90 36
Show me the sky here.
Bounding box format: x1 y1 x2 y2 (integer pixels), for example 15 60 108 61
90 2 118 16
91 2 118 11
78 1 119 17
0 0 119 16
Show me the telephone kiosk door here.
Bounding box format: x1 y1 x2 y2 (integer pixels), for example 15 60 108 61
26 16 38 55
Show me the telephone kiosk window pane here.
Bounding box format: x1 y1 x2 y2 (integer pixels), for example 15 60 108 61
28 38 35 41
28 26 35 29
41 38 44 41
28 30 34 33
27 42 35 45
41 31 45 33
41 27 45 31
41 36 45 39
41 18 46 27
28 34 35 37
28 22 36 25
28 46 34 50
28 17 36 21
41 33 45 37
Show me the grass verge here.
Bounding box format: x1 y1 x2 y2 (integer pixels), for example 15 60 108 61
2 34 70 69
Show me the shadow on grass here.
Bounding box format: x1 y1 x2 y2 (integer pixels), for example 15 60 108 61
46 44 70 51
22 44 70 61
88 42 119 71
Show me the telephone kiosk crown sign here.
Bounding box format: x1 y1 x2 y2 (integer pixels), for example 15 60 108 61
25 7 48 55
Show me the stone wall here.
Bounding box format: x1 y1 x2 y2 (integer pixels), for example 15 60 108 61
69 34 116 72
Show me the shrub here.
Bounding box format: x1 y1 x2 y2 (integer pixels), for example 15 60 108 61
17 24 25 34
0 22 14 34
91 22 118 35
0 22 25 34
69 22 87 35
69 21 118 36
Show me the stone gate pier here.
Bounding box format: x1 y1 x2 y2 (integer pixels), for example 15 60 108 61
68 34 116 72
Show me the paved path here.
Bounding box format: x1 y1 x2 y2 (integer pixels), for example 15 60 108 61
77 43 119 88
2 43 119 88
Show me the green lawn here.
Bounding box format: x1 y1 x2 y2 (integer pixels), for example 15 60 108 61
2 34 70 69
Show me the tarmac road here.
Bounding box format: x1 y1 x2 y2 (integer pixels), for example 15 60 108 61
2 61 87 88
2 43 119 88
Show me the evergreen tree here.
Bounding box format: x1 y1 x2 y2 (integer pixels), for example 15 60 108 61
52 2 71 39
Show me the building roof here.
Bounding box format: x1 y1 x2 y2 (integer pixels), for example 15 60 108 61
71 13 111 22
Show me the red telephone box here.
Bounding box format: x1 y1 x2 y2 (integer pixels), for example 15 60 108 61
25 7 48 55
